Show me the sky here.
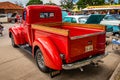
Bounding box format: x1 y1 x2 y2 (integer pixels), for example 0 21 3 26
0 0 61 6
105 0 119 3
0 0 119 7
0 0 29 7
43 0 61 5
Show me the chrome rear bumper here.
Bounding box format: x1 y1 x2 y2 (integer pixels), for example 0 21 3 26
62 52 108 70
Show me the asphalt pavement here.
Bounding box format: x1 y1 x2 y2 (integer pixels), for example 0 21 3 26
0 23 120 80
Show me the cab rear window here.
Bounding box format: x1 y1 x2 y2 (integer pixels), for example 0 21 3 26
40 12 54 18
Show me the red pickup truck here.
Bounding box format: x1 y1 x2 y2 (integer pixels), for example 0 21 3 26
9 5 107 77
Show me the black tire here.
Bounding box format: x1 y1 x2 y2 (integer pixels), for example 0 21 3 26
11 34 18 47
114 34 120 37
113 32 120 37
35 49 49 73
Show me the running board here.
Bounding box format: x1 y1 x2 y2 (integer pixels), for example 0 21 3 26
18 44 32 55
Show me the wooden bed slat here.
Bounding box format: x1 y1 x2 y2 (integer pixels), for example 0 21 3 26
32 24 69 36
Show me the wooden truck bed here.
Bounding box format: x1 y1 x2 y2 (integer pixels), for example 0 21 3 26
32 22 105 37
32 22 106 63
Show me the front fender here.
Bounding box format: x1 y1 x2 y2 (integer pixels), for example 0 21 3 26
9 27 20 45
9 26 25 45
33 37 62 70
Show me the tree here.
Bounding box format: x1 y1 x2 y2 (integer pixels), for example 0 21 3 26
60 0 74 10
45 3 57 5
26 0 43 6
76 0 105 8
107 0 115 4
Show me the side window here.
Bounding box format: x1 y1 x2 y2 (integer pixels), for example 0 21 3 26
23 11 26 20
78 17 88 24
40 12 54 18
107 16 115 20
63 17 72 22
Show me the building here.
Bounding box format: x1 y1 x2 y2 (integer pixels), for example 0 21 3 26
82 5 120 14
0 1 24 14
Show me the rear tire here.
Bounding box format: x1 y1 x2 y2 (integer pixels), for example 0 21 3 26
35 49 49 73
11 34 18 48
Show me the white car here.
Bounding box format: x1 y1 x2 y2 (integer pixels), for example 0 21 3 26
63 15 88 24
0 14 8 23
100 15 120 26
100 15 120 36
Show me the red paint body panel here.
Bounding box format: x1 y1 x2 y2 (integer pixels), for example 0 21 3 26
9 25 27 45
63 26 103 37
32 25 105 64
9 5 106 70
33 38 62 70
25 5 62 24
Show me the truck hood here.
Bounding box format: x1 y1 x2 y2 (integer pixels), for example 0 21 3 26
86 14 105 24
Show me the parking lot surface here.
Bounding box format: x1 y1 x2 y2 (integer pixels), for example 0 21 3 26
0 23 120 80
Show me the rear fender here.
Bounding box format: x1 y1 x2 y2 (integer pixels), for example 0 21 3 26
33 37 62 70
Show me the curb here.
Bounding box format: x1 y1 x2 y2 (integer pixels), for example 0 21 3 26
110 63 120 80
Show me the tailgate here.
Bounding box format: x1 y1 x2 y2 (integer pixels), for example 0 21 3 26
67 32 105 63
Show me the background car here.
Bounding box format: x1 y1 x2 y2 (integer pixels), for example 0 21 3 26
8 13 22 23
8 13 17 23
101 15 120 26
62 10 68 20
100 15 120 36
111 14 120 20
0 14 8 23
63 15 88 24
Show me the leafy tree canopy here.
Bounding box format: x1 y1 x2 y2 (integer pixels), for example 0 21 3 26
60 0 74 10
26 0 43 6
44 3 56 5
77 0 105 8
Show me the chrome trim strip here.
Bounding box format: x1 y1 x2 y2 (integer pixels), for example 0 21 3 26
62 52 108 70
70 32 105 40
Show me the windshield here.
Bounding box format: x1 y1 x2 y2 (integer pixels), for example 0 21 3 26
63 17 77 23
104 15 119 20
112 14 120 20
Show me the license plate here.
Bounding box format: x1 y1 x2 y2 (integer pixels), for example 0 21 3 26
85 45 93 52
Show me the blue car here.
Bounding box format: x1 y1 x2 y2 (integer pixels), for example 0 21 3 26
62 10 68 20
